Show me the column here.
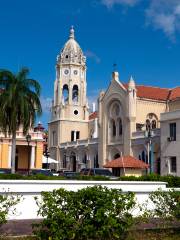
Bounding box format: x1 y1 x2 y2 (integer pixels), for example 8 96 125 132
30 146 35 169
74 131 77 141
8 145 12 168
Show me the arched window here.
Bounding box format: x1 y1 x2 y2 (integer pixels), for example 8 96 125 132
112 119 116 137
114 153 120 159
152 120 156 129
72 85 78 102
62 84 69 103
146 113 158 129
109 101 122 141
119 118 122 135
146 119 150 131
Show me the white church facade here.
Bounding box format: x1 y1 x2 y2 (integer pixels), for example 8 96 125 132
48 27 180 176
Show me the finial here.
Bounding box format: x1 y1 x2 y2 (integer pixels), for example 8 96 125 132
128 75 135 88
129 75 134 82
69 25 75 39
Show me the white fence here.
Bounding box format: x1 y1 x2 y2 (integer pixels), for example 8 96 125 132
0 180 168 220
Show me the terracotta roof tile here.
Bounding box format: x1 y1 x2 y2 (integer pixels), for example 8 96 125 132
169 87 180 101
123 84 170 101
89 111 98 120
103 155 149 169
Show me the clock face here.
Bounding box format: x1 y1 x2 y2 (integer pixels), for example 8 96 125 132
74 70 78 75
64 69 69 75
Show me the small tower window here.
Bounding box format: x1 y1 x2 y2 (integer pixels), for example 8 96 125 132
62 84 69 103
72 85 79 103
65 55 68 59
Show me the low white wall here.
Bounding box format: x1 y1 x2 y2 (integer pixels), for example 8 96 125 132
0 180 167 220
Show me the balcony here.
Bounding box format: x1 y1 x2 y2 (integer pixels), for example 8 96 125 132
60 138 98 149
132 128 160 139
0 131 44 140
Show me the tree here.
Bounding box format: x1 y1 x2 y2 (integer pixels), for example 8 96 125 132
0 67 42 173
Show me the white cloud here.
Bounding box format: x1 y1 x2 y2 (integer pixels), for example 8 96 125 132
101 0 139 8
145 0 180 40
40 96 52 113
85 50 101 63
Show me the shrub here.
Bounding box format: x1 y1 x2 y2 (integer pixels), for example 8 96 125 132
0 193 21 226
34 186 136 240
148 189 180 221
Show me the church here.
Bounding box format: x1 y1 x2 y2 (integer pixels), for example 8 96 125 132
48 27 180 176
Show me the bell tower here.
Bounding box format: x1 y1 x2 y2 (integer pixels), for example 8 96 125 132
49 27 89 157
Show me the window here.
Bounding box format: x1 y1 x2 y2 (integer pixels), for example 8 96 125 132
119 118 122 135
112 119 116 137
170 123 176 141
74 110 78 115
76 131 80 140
62 84 69 103
72 85 78 102
71 131 75 141
170 157 177 173
71 131 79 141
52 131 56 146
83 154 87 164
152 120 156 129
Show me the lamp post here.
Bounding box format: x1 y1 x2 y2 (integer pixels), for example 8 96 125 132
145 122 154 174
26 133 31 175
44 148 50 169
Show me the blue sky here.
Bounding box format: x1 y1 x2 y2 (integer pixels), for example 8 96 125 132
1 0 180 128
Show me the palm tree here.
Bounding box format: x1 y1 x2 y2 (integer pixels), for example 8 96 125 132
0 67 42 173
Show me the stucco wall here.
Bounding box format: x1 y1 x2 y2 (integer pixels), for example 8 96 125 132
0 180 167 220
0 143 8 168
136 99 167 127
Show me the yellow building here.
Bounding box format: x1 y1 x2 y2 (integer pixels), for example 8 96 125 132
0 127 44 171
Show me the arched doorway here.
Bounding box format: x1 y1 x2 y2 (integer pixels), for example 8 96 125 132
70 152 76 172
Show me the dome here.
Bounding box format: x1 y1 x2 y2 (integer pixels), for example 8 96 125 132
57 26 86 65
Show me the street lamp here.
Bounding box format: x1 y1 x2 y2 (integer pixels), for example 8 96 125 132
44 148 50 169
145 121 154 174
26 133 31 175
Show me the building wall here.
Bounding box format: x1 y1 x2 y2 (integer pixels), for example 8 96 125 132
169 100 180 111
136 99 167 128
123 168 146 177
161 110 180 176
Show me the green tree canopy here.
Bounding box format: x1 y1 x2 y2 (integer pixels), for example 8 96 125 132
0 67 42 173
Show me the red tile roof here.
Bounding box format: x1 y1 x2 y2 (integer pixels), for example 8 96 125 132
136 85 170 101
103 155 149 169
123 83 170 101
169 87 180 101
89 111 98 120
